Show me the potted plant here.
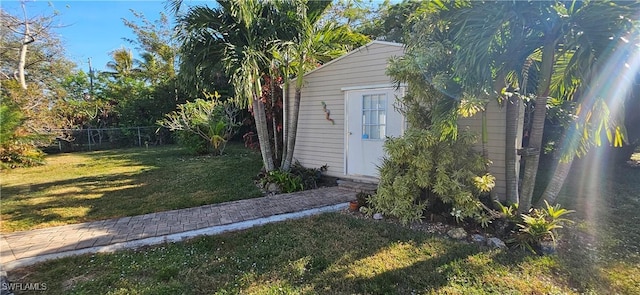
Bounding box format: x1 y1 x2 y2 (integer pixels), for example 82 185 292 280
349 200 360 212
349 192 369 212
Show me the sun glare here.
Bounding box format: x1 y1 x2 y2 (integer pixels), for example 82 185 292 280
568 31 640 238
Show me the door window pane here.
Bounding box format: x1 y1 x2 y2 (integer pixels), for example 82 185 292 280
363 96 371 109
378 96 386 108
362 93 387 140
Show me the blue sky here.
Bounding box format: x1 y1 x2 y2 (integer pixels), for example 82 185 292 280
1 0 388 73
1 0 206 72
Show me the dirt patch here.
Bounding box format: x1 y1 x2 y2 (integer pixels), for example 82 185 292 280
62 274 96 291
341 209 453 236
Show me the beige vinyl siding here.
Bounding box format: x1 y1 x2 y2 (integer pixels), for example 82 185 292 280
288 42 404 179
458 99 508 199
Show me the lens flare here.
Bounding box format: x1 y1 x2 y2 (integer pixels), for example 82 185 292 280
562 32 640 236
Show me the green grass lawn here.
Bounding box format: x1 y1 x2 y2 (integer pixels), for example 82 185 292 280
10 213 577 295
0 143 263 232
549 156 640 294
5 151 639 294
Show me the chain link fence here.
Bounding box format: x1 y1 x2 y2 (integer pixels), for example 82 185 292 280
39 127 172 153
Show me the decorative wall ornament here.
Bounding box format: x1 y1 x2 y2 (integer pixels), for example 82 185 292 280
321 101 335 125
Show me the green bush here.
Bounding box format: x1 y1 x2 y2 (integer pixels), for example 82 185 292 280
0 102 45 169
261 170 304 193
175 130 210 155
0 141 45 169
369 128 494 225
259 163 327 194
509 201 575 253
159 94 240 156
290 162 326 190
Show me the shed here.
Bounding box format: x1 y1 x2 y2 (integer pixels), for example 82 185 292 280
288 40 513 198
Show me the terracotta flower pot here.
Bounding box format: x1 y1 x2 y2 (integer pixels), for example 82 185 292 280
349 200 360 212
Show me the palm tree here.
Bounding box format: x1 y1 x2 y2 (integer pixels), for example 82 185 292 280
447 0 638 210
173 0 367 171
105 47 138 79
136 52 159 82
278 0 368 171
444 0 549 207
538 28 639 206
173 0 283 170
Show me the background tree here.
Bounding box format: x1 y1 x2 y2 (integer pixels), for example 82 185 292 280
1 6 75 129
104 47 138 79
0 3 62 89
55 70 115 130
122 9 178 84
90 10 185 132
0 5 75 166
320 0 381 29
358 0 425 43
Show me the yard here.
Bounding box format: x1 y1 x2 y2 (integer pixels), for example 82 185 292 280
5 154 640 294
549 155 640 294
0 143 263 232
7 209 636 294
2 0 638 293
2 146 640 294
8 213 578 294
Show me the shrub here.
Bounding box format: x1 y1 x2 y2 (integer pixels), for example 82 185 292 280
159 93 240 155
509 201 575 253
174 130 210 155
260 170 304 193
0 101 45 169
258 163 327 194
290 162 327 190
369 128 494 225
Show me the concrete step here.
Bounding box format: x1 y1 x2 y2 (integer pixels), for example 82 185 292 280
337 179 378 194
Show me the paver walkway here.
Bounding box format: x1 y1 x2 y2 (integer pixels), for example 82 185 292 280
0 187 356 270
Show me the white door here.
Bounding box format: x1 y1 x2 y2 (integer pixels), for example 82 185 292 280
346 88 404 177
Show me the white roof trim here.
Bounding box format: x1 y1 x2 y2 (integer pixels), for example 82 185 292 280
341 83 407 91
300 40 404 78
369 40 405 47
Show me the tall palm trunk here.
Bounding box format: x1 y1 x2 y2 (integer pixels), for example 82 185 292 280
281 87 301 171
253 95 276 171
280 78 290 166
269 76 280 165
519 37 557 211
537 154 573 206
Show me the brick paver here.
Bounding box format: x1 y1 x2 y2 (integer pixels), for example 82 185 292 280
0 187 355 266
